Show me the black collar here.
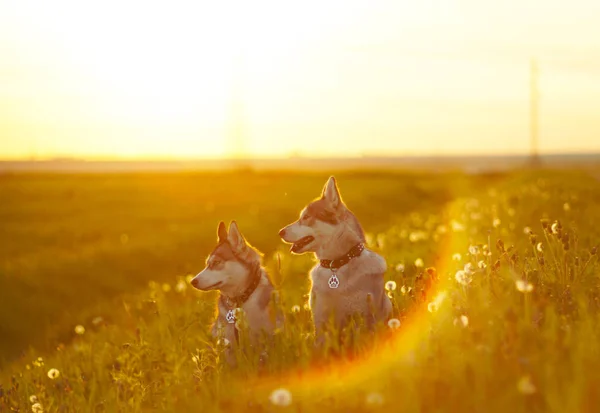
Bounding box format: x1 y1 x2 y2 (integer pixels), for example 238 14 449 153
220 263 262 309
320 243 365 270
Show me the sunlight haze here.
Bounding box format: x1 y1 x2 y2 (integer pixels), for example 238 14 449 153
1 0 599 159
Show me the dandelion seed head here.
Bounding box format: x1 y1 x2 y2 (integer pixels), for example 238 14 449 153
29 395 38 404
74 325 85 335
470 212 482 221
451 220 465 232
291 305 301 313
31 403 44 413
452 253 462 261
536 242 543 252
551 222 559 234
269 388 292 406
385 281 397 291
414 258 424 268
175 279 187 293
517 375 537 395
427 302 438 313
464 262 474 274
493 218 501 228
387 318 401 330
524 226 532 235
91 316 104 326
217 338 230 347
477 260 487 269
395 263 405 272
47 368 60 380
455 270 472 286
516 280 534 293
365 392 384 406
453 315 469 327
469 245 479 255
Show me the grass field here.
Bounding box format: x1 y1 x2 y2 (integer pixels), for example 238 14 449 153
1 169 600 412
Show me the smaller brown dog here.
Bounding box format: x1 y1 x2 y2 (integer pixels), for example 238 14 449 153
191 221 280 360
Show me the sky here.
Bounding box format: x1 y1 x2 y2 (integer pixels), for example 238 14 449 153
1 0 599 159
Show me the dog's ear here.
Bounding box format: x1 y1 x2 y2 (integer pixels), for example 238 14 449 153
321 176 341 209
217 221 228 243
228 221 247 252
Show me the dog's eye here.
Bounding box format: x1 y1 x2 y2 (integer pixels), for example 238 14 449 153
303 214 311 220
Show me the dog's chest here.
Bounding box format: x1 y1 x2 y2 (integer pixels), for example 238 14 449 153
312 265 358 294
310 251 387 317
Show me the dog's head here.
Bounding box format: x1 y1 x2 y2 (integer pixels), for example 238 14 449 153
279 176 365 257
191 221 261 296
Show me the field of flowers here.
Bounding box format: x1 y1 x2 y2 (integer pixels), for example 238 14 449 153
1 169 600 412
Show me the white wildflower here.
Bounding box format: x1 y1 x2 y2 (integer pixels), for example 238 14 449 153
455 270 472 286
454 315 469 327
365 392 384 406
217 338 230 347
517 375 537 395
269 388 292 406
385 281 397 292
47 368 60 379
387 318 401 330
451 220 465 232
464 262 474 274
516 280 534 293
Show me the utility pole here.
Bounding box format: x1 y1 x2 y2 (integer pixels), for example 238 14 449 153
530 59 540 166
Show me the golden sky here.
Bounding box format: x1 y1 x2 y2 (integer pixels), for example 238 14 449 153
1 0 599 159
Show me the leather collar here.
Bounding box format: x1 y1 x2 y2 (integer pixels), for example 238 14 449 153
320 243 365 270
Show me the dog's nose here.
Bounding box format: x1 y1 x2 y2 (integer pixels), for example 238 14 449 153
191 278 199 288
278 228 286 238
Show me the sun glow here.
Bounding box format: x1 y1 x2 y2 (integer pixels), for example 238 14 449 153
1 0 600 159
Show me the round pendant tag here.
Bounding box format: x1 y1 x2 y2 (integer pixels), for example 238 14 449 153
328 273 340 289
225 309 236 324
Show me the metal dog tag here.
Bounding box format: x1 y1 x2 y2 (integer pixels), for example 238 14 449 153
328 271 340 289
225 309 236 324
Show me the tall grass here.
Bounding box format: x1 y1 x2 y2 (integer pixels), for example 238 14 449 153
1 170 600 412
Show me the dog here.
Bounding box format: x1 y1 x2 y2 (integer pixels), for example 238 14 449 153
191 221 280 361
279 176 391 344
